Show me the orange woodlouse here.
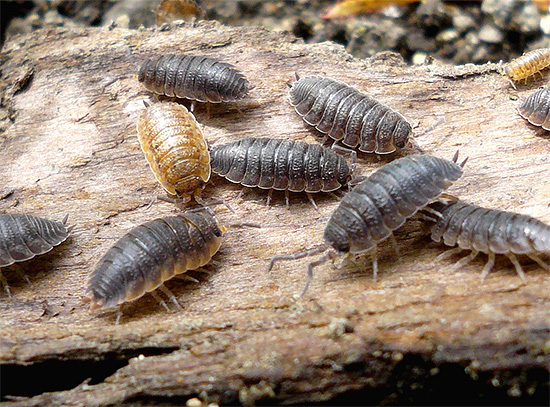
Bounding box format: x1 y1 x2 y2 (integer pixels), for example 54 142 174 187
268 153 466 296
0 213 69 296
87 208 224 310
422 195 550 281
503 48 550 88
137 102 211 203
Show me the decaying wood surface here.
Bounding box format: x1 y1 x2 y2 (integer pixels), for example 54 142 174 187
0 21 549 406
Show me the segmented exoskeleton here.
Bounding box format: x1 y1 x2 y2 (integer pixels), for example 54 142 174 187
88 208 224 310
422 195 550 281
0 213 69 296
137 102 211 203
138 54 249 103
209 137 351 208
288 75 412 154
518 86 550 130
269 153 466 295
503 48 550 88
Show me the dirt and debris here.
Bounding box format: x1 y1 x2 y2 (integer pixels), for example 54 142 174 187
2 0 550 65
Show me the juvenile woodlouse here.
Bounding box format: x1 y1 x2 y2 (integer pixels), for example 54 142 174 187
503 48 550 88
138 54 249 103
288 75 412 154
137 102 211 203
422 195 550 281
268 153 466 295
87 208 224 309
209 137 351 208
518 86 550 130
0 213 69 296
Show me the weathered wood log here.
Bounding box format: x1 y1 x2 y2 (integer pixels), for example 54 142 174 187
0 21 549 406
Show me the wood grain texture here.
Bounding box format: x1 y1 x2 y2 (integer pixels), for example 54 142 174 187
0 21 548 406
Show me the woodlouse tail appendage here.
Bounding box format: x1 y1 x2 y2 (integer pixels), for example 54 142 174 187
503 48 550 89
87 208 224 312
518 86 550 130
137 102 211 204
0 213 70 297
138 54 249 103
269 153 465 296
423 196 550 282
288 75 412 154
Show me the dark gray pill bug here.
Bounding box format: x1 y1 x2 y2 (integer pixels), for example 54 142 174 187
518 86 550 130
209 137 351 208
138 54 249 103
268 153 466 296
87 208 224 310
423 195 550 282
0 213 69 295
288 75 412 154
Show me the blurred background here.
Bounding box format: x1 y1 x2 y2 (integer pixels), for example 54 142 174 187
2 0 550 66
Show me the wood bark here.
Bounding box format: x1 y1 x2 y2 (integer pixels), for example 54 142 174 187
0 21 549 406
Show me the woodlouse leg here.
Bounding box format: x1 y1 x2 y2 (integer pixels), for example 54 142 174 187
14 266 32 288
370 247 378 281
450 250 478 272
505 254 527 283
173 274 200 283
115 310 123 325
508 78 517 90
0 271 12 298
266 189 273 207
306 192 319 211
389 234 400 258
480 253 496 281
285 190 290 209
159 284 183 311
151 290 171 312
435 247 463 262
527 254 550 271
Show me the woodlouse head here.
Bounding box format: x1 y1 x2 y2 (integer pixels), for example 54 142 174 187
174 176 208 202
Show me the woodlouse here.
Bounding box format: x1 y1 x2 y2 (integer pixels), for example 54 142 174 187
138 54 249 103
503 48 550 87
518 86 550 130
268 153 466 295
137 102 211 203
0 213 69 296
87 208 224 310
422 195 550 281
288 75 412 154
209 137 351 208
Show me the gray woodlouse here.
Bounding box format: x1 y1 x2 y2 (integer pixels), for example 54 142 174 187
422 195 550 281
503 48 550 87
87 208 224 310
209 137 351 208
518 86 550 130
288 75 412 154
138 54 249 103
268 153 466 295
0 213 69 296
137 102 211 203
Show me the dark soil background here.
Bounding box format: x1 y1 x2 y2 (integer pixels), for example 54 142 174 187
2 0 550 65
